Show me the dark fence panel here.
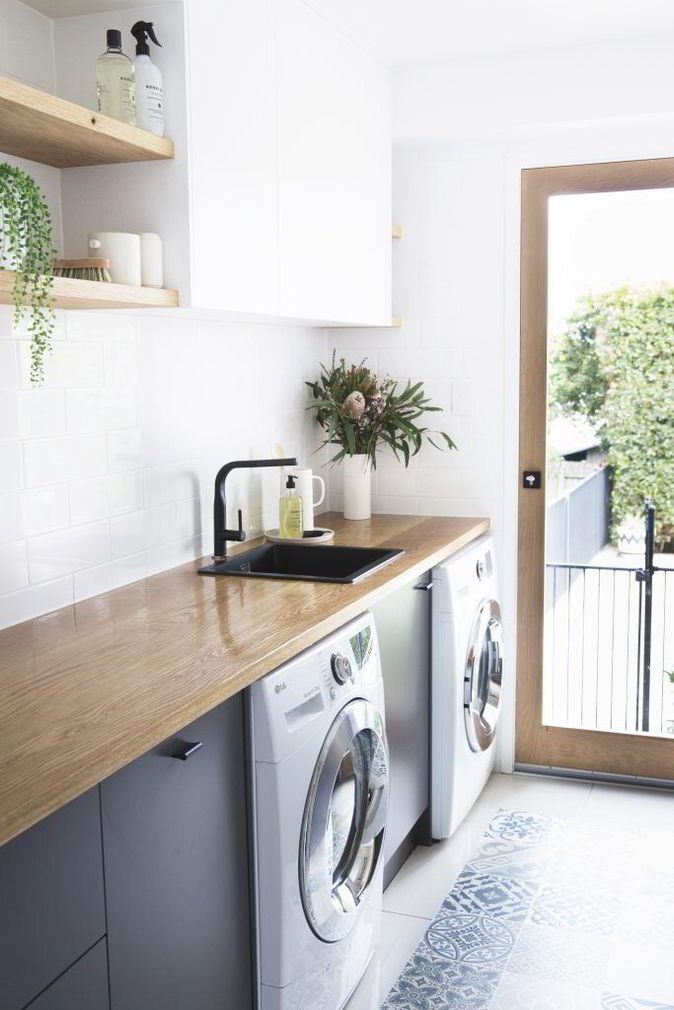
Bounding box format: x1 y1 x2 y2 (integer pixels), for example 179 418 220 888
546 466 611 565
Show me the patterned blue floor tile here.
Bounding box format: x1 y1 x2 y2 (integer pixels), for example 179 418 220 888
506 923 610 988
383 955 500 1009
426 912 514 964
490 971 600 1009
485 810 564 847
465 835 554 883
441 872 537 925
531 884 621 936
602 997 674 1010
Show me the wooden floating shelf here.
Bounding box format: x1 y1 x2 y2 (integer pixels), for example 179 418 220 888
0 271 179 310
0 74 174 168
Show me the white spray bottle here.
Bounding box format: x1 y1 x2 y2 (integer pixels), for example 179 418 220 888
130 21 164 136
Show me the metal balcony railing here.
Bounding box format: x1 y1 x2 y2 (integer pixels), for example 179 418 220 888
544 503 674 737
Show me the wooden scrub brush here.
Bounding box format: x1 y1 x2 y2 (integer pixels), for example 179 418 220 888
53 258 112 282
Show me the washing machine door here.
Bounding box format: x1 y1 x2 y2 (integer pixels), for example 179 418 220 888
464 598 503 752
300 698 389 943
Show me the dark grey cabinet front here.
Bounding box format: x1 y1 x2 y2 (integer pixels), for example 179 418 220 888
100 695 253 1010
26 939 109 1010
373 573 431 869
0 787 106 1010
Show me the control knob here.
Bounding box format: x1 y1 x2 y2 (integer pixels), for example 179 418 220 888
331 653 352 685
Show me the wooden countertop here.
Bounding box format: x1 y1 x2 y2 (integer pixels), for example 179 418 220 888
0 513 488 846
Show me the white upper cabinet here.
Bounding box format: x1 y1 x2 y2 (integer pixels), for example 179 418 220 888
275 0 392 324
186 0 279 316
7 0 392 324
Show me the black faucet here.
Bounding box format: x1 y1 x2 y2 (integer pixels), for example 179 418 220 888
212 458 298 560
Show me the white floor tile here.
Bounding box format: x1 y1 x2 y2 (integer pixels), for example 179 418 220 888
606 938 674 1004
383 819 484 918
466 772 592 826
346 911 429 1010
584 781 674 831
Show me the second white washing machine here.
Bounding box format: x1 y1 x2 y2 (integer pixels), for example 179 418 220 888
431 535 503 839
249 612 390 1010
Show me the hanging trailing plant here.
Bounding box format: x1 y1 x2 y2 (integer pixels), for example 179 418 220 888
0 163 57 385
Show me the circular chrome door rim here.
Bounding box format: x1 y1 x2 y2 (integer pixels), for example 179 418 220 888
464 598 503 753
300 698 389 943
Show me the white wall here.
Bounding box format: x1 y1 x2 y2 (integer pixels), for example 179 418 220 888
0 306 325 630
335 42 674 772
395 33 674 140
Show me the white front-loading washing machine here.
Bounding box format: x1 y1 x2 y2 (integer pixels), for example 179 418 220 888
249 612 389 1010
431 535 503 839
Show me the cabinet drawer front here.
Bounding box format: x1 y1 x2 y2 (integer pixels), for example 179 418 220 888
102 696 253 1010
0 788 106 1010
26 939 109 1010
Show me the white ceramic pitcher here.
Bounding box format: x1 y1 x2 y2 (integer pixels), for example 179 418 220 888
281 467 326 531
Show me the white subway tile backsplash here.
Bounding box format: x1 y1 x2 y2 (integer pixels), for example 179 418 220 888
74 553 147 603
0 540 29 594
18 341 104 389
69 471 142 525
16 389 67 438
0 441 23 492
0 315 325 625
146 535 203 577
22 485 70 536
0 577 74 632
24 434 107 486
66 387 137 434
104 343 138 386
0 391 19 438
107 428 142 473
66 313 138 343
0 308 13 338
0 341 19 387
0 492 24 543
110 503 177 558
143 463 203 508
28 520 110 583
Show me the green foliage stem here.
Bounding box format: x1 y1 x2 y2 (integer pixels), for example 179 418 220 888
0 163 56 385
306 352 457 469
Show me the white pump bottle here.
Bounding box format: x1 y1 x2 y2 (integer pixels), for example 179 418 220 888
130 21 164 136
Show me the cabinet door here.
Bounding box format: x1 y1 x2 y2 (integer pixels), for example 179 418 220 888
27 939 109 1010
0 788 106 1010
372 574 431 868
276 0 392 324
101 696 253 1010
187 0 279 315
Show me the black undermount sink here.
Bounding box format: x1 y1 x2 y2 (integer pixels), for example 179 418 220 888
198 543 405 584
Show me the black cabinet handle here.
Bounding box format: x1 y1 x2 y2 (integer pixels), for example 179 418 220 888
172 740 203 761
414 581 433 591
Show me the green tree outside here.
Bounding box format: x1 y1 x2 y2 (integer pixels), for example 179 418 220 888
550 286 674 546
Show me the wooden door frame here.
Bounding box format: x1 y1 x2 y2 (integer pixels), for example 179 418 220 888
516 157 674 780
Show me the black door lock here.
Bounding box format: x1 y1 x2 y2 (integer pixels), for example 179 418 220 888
522 470 541 489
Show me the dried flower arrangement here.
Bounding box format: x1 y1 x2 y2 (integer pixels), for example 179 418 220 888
306 352 456 468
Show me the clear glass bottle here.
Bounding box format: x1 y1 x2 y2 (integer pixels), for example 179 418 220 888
96 29 136 126
279 475 304 539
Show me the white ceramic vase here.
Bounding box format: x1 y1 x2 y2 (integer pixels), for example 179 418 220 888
342 454 372 520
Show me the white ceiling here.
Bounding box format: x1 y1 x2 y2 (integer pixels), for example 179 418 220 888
304 0 674 65
22 0 674 64
23 0 165 19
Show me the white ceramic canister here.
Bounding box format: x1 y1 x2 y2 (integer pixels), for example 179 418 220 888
88 232 141 286
342 454 372 521
280 467 326 531
139 232 163 288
